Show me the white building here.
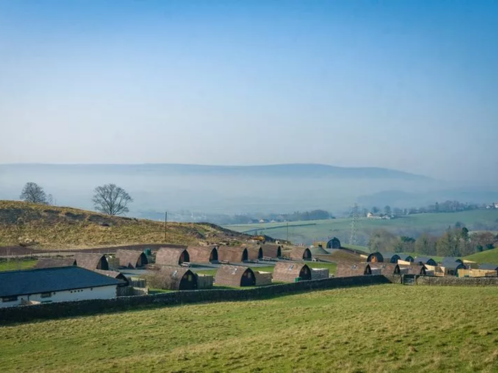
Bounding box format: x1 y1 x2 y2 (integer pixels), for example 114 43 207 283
0 266 125 308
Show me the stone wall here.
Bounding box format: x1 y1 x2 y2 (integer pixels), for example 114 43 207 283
416 276 498 286
0 275 390 324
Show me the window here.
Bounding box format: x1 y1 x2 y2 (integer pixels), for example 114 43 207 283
41 292 52 298
2 296 18 302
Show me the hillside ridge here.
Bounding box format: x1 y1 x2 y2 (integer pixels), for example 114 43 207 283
0 200 251 249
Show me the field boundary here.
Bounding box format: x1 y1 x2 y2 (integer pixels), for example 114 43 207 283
0 275 390 324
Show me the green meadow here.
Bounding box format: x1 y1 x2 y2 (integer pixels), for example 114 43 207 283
1 285 498 372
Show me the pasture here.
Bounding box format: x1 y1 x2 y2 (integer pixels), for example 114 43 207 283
1 285 498 372
465 248 498 263
226 209 498 246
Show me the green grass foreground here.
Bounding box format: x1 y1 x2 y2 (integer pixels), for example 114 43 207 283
1 285 498 372
0 259 37 272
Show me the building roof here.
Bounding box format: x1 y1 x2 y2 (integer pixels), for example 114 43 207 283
218 247 248 262
187 246 218 263
478 263 498 270
93 269 129 285
370 263 400 275
34 257 77 269
413 256 436 264
245 245 263 260
289 247 311 261
157 266 197 290
116 249 147 268
273 262 311 282
74 253 108 270
0 266 124 298
155 247 189 266
214 265 254 287
261 244 281 258
441 260 466 270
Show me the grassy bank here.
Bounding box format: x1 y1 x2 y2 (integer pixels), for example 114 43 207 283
1 285 498 372
465 248 498 263
0 259 37 272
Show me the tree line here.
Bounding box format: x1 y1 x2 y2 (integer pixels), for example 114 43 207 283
19 182 133 216
366 200 483 218
368 227 498 257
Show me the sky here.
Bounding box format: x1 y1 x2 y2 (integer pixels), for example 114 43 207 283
0 0 497 181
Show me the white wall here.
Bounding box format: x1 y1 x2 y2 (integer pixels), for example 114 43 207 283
0 285 117 308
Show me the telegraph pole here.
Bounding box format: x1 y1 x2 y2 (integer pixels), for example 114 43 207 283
286 222 289 242
349 203 359 246
164 211 168 242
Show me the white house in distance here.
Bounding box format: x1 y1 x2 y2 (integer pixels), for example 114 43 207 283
0 266 125 308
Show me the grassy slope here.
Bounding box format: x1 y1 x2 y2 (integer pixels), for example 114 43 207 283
226 210 498 245
465 248 498 263
0 259 37 271
2 285 498 372
0 201 249 249
194 262 337 277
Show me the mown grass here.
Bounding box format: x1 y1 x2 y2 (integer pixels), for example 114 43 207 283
0 259 37 271
226 209 498 245
465 248 498 263
1 285 498 372
0 200 249 249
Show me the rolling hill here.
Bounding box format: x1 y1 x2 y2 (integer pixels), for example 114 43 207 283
0 200 250 250
465 248 498 264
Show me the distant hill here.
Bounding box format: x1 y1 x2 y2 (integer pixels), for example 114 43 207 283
0 163 430 180
0 200 251 250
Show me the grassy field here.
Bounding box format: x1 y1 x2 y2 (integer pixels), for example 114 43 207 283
0 259 37 271
226 209 498 246
465 248 498 263
2 285 498 372
0 200 250 249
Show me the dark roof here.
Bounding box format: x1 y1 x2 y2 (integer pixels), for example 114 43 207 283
0 266 124 298
413 256 436 264
441 261 466 270
442 257 463 264
382 253 400 260
479 263 498 270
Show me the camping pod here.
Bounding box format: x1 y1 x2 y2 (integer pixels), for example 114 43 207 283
326 237 341 249
187 246 218 263
246 245 263 260
74 253 109 271
413 257 437 267
218 247 249 263
372 263 401 275
155 247 190 266
366 252 384 263
382 253 401 264
116 250 149 269
289 247 312 261
214 265 255 287
273 262 312 283
336 263 372 277
261 244 282 258
158 267 198 290
94 270 129 287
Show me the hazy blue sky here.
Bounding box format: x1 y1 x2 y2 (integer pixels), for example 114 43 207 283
1 0 497 180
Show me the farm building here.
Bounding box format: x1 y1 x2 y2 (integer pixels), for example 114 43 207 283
441 260 466 276
336 263 372 277
0 267 125 308
382 253 401 263
157 267 198 290
246 245 263 260
187 246 218 263
214 265 255 287
458 268 498 278
218 247 249 263
34 257 77 269
413 257 437 267
289 247 312 261
254 271 273 286
366 252 384 263
371 263 402 275
93 270 129 286
261 244 282 258
74 253 109 271
116 250 149 268
156 247 190 266
326 237 341 249
273 262 312 282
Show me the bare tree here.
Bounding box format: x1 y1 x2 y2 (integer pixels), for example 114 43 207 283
92 184 133 216
20 182 47 204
